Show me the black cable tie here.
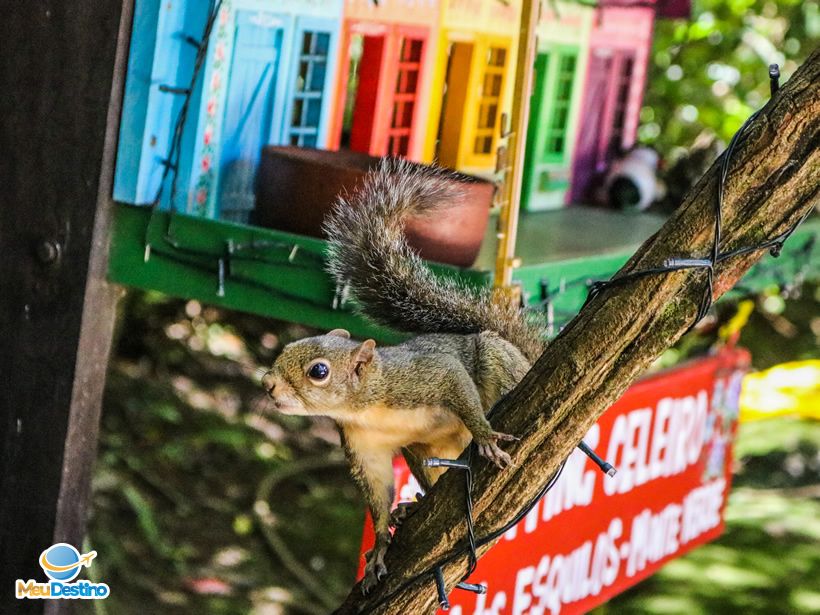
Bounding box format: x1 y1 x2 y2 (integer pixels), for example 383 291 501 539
217 257 226 297
434 567 450 610
224 239 234 277
181 34 202 49
158 84 192 95
539 278 550 303
769 63 780 97
456 581 487 594
159 158 178 172
577 440 617 477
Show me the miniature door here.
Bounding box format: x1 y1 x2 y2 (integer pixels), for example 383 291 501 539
345 27 427 157
522 46 581 210
348 33 386 153
569 48 635 204
470 45 507 163
218 11 282 222
113 0 209 208
437 39 510 174
435 40 475 169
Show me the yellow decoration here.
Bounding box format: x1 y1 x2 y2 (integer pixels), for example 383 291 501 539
718 299 755 342
740 360 820 422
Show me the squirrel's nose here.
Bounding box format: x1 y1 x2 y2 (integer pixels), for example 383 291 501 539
261 372 276 393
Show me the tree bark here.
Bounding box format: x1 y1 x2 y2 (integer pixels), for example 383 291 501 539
334 50 819 614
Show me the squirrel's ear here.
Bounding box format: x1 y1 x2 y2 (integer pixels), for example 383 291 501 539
351 339 376 380
327 328 351 339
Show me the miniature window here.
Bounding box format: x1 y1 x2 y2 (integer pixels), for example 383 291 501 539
473 46 507 155
545 52 577 156
289 31 331 148
387 37 424 157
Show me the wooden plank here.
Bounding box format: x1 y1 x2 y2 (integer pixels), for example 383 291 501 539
0 0 131 611
108 204 489 342
109 203 818 338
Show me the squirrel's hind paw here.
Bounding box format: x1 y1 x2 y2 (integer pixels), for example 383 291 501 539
361 544 389 595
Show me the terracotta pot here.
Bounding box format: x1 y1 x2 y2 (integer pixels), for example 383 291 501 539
253 146 494 268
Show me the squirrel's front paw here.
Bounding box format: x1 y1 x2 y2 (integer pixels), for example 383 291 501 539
390 502 415 527
361 542 389 595
476 431 518 468
389 499 420 528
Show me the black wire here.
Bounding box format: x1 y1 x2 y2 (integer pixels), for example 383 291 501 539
358 458 567 613
134 48 814 610
152 0 223 211
145 244 335 311
582 66 810 329
144 0 224 253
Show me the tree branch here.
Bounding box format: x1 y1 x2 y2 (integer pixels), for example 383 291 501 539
335 49 820 614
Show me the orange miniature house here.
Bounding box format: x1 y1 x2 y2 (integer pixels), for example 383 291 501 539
328 0 439 160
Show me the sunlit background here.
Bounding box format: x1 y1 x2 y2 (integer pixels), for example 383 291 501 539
80 1 818 614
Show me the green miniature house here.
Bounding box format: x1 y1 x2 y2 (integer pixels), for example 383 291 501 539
521 3 592 211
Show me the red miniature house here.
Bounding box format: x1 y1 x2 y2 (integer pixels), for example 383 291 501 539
328 0 439 160
569 1 656 204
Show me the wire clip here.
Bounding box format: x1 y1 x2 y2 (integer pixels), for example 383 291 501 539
424 458 470 469
577 440 617 477
434 567 449 610
456 581 487 594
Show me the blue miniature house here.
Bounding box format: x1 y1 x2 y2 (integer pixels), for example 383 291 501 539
114 0 342 222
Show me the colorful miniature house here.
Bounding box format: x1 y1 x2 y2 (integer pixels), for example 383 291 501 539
327 0 439 160
421 0 522 177
113 0 211 210
568 0 656 204
520 1 594 211
114 0 343 222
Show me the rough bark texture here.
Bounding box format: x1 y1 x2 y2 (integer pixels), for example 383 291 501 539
335 50 819 614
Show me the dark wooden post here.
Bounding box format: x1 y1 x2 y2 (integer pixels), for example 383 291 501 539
0 1 132 612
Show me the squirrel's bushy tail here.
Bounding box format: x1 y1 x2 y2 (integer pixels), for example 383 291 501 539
323 158 546 363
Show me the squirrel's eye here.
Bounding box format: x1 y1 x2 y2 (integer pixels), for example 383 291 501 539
307 361 330 382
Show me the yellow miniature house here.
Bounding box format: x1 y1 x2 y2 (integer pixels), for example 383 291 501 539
422 0 522 177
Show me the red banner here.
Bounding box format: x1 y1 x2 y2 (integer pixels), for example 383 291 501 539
358 348 750 614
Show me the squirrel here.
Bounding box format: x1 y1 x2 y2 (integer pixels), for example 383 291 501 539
261 159 547 593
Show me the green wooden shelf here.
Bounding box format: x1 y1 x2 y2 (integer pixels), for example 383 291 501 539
108 203 819 341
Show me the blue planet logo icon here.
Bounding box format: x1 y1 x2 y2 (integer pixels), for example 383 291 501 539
39 543 97 582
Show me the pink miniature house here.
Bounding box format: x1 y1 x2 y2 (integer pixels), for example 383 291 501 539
569 1 655 204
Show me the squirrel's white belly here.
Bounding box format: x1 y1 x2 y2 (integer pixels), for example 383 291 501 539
343 404 469 451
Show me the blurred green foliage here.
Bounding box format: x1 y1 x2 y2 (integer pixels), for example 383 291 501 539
607 418 820 615
640 0 819 161
82 293 363 614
